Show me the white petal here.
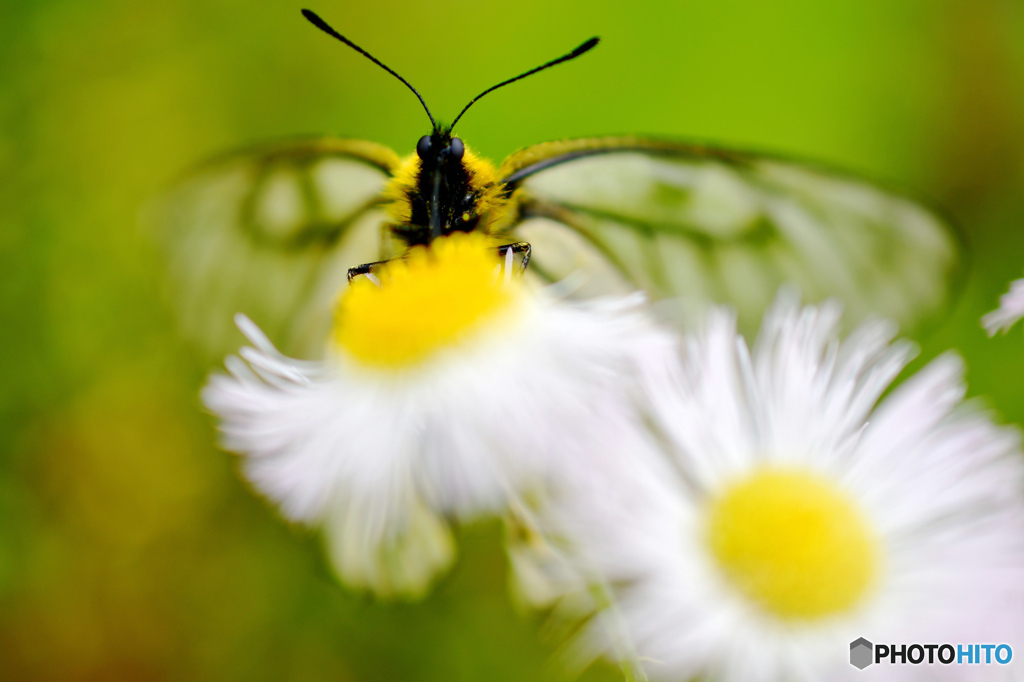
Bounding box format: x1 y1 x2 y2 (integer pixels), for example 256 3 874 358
983 277 1024 335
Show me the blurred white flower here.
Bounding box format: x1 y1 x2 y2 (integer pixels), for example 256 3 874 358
550 295 1024 681
983 278 1024 335
203 232 672 598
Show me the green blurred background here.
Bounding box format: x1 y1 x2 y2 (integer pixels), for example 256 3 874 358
3 0 1024 680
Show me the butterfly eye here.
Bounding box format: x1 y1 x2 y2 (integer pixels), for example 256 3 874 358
449 137 465 160
416 135 432 159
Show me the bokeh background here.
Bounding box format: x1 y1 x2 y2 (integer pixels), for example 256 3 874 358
3 0 1024 680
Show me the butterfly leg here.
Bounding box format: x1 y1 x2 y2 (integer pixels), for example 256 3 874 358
348 242 532 284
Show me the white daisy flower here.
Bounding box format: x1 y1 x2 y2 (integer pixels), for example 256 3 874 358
203 232 671 598
983 277 1024 335
549 295 1024 681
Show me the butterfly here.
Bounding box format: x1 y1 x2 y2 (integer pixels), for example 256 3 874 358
155 9 961 358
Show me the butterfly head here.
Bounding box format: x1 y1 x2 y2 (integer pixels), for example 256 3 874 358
416 130 464 167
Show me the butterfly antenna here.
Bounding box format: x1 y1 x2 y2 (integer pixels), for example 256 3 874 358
450 36 599 130
302 9 437 130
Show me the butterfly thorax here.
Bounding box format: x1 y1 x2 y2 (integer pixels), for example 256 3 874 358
384 130 514 249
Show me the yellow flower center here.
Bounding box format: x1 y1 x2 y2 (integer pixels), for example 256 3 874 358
333 232 521 369
706 468 878 620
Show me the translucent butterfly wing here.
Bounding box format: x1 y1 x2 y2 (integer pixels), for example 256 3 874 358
153 138 399 358
501 138 961 333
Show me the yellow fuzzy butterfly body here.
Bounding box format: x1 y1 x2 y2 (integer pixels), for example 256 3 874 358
381 145 518 251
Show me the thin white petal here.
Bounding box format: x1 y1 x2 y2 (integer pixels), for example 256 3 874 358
983 277 1024 335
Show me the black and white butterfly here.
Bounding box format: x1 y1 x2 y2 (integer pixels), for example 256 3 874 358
154 9 961 357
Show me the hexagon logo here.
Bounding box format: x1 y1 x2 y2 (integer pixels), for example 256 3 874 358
850 638 873 669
